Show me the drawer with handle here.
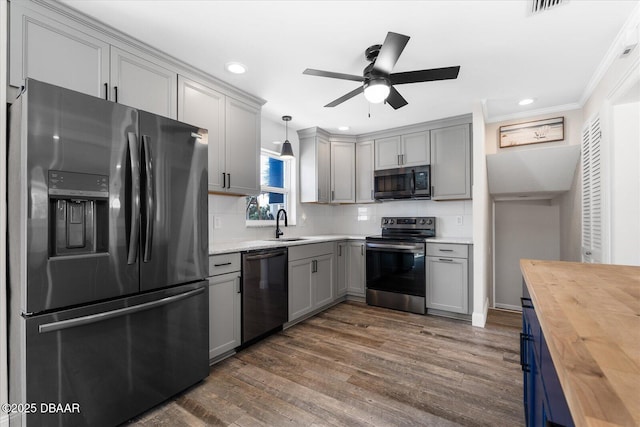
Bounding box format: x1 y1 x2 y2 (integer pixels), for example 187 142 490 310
426 243 468 258
208 253 241 277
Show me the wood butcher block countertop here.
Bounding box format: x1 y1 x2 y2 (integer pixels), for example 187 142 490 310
520 259 640 427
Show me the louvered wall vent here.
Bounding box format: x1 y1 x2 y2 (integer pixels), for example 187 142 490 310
530 0 568 14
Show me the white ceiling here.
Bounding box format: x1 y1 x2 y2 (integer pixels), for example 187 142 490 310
59 0 638 135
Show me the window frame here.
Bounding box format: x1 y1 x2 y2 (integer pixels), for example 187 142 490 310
245 149 296 227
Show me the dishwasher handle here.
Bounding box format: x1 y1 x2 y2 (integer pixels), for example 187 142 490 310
244 249 288 261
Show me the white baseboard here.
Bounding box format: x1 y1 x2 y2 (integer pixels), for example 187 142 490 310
472 297 489 328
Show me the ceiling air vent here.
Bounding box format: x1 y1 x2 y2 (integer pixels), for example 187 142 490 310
530 0 568 14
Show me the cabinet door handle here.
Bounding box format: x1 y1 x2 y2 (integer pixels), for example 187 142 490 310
338 246 342 256
520 297 534 309
361 245 364 256
438 258 454 262
439 249 454 252
332 190 335 201
397 154 401 165
114 86 118 103
222 172 226 188
370 189 374 200
519 332 532 373
104 83 108 100
237 277 242 293
227 173 231 188
312 259 318 273
214 262 232 267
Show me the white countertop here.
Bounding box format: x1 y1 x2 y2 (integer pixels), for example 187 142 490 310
209 235 473 255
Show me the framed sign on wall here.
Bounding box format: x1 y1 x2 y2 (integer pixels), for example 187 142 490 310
499 117 564 148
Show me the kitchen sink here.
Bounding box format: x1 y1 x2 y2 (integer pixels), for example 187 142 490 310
266 237 307 242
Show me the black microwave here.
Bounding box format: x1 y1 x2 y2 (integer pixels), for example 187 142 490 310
374 165 430 200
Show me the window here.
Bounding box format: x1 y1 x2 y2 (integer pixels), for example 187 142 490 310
246 150 295 225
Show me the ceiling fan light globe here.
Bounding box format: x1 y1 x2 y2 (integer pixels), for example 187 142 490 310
364 81 391 104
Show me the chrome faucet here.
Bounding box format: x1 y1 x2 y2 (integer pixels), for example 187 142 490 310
275 208 288 238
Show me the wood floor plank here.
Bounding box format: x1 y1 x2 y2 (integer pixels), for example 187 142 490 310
126 301 524 426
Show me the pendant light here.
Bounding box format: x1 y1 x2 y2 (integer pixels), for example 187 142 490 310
280 115 294 158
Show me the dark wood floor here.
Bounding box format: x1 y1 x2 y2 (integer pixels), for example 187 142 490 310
128 302 524 426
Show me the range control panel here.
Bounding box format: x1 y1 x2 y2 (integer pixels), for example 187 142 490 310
381 216 435 230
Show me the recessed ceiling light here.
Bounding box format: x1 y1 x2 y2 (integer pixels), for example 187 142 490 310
518 98 535 106
226 62 247 74
338 126 350 131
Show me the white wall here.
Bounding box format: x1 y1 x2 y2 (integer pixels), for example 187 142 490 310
1 1 9 424
494 200 560 310
471 102 489 327
581 7 640 265
609 82 640 265
485 109 583 262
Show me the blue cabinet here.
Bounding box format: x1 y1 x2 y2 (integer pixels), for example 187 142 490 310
521 282 574 427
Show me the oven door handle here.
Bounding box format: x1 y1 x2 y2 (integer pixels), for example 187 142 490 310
366 242 425 253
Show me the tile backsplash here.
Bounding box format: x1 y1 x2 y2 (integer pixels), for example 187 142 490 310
208 194 472 249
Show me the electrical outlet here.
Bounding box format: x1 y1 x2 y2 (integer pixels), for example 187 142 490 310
456 215 463 226
214 216 222 229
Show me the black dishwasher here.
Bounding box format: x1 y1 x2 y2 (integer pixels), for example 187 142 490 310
241 247 288 345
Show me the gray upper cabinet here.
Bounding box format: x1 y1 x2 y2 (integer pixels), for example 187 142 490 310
10 2 178 118
374 136 403 170
299 128 331 203
401 131 431 167
109 47 176 117
330 141 356 203
355 140 375 203
9 3 109 98
178 76 226 192
178 76 260 195
430 124 472 200
109 47 177 118
374 131 430 170
224 98 261 195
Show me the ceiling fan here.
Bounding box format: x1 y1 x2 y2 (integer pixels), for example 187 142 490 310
303 32 460 110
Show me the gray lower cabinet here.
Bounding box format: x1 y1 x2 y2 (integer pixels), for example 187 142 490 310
426 243 470 314
288 243 335 322
336 240 365 298
347 241 365 297
208 253 241 362
336 242 348 297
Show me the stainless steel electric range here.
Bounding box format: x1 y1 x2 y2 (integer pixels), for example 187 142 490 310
365 217 435 314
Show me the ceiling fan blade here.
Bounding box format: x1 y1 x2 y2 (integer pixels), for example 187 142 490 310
324 86 364 107
391 66 461 85
303 68 365 82
386 86 408 110
372 32 410 75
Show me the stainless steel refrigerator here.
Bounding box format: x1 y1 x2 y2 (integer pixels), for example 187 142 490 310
7 79 209 426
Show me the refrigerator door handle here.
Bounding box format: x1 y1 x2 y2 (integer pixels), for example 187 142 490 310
127 132 141 265
38 287 205 334
142 135 154 262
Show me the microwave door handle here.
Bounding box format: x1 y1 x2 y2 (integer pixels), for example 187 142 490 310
126 132 140 265
142 135 154 262
411 169 416 195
